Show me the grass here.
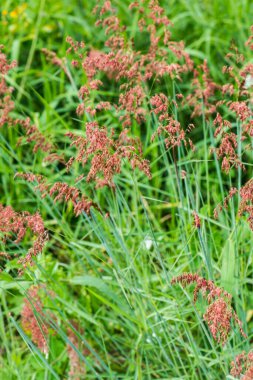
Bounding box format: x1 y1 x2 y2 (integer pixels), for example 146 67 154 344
0 0 253 379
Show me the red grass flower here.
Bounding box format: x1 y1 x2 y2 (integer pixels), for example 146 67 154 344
21 285 53 354
230 350 253 379
0 203 47 272
67 321 89 379
15 173 98 216
171 273 246 344
0 45 16 128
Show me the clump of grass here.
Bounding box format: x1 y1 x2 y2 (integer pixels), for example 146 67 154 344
0 0 253 379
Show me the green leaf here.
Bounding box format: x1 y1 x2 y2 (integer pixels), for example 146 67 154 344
221 237 236 295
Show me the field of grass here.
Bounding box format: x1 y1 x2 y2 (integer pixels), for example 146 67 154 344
0 1 253 379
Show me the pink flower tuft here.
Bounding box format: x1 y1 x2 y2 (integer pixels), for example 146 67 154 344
0 203 48 273
21 285 54 354
171 273 246 344
230 350 253 379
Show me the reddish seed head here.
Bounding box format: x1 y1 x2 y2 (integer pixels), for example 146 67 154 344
171 273 246 344
0 46 16 128
0 203 47 273
238 179 253 230
15 173 97 217
215 180 253 231
16 117 53 153
186 60 219 118
21 285 52 354
181 170 187 179
66 123 151 188
193 211 201 228
150 92 193 149
230 350 253 379
67 321 89 379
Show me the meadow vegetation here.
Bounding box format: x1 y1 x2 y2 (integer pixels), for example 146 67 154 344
0 1 253 379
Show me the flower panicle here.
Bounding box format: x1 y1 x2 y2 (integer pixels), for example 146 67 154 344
0 45 16 128
67 321 89 379
0 202 47 273
171 273 246 344
230 350 253 379
16 117 53 153
150 93 194 150
15 173 98 216
214 180 253 231
21 285 55 354
66 124 151 189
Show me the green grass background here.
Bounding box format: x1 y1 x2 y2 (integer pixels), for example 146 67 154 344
0 0 253 379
